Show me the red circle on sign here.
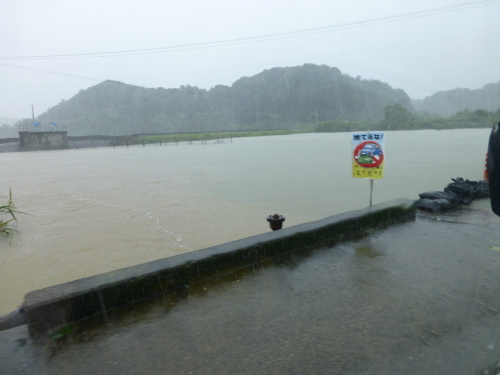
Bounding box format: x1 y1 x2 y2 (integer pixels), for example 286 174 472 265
354 141 384 168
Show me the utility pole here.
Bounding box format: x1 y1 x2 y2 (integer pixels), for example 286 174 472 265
313 108 319 133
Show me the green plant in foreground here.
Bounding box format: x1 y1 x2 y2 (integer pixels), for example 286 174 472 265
0 189 22 235
50 324 75 339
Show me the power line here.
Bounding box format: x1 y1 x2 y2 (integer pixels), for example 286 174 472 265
1 30 497 91
1 0 498 61
0 62 102 81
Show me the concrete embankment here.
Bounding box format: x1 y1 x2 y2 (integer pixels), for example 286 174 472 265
23 198 415 339
5 198 500 374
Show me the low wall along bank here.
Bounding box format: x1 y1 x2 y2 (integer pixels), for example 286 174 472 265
23 198 416 339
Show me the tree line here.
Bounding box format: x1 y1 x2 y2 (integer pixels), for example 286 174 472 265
315 104 500 133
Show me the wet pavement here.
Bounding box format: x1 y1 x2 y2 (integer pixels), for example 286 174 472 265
2 199 500 375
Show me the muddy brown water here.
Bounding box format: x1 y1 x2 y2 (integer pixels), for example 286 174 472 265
0 129 491 314
2 204 500 374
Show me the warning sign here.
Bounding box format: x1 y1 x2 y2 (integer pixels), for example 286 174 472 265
352 132 385 179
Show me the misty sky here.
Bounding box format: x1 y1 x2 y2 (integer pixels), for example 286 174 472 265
1 0 500 120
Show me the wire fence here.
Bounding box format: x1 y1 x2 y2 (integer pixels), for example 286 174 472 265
68 134 231 149
2 127 307 152
0 132 231 152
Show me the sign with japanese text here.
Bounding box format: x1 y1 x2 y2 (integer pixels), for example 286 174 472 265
352 132 385 179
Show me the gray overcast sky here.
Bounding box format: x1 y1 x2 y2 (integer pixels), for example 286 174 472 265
1 0 500 119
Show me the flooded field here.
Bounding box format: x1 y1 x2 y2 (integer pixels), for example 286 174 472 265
0 129 491 314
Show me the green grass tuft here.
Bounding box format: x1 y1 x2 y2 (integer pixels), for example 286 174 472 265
0 188 24 235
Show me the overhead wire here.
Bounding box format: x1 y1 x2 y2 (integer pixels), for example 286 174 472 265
0 0 498 61
0 0 498 94
0 62 102 81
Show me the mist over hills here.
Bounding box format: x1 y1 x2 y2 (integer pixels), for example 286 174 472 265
9 64 499 137
412 81 500 117
31 64 412 136
0 117 20 125
0 117 21 138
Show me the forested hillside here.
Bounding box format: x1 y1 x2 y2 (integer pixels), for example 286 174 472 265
32 64 413 136
413 81 500 117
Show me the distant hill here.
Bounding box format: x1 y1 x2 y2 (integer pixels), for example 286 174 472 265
0 117 21 126
412 82 500 117
0 117 20 138
34 64 413 136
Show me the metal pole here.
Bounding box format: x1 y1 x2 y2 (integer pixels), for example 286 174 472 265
369 178 374 206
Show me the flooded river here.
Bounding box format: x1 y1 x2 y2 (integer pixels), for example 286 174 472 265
0 129 491 314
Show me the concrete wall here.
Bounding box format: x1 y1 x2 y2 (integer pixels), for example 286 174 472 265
0 142 19 153
23 198 416 339
0 138 20 144
19 131 69 151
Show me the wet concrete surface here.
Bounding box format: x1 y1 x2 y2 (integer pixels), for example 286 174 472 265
2 200 500 375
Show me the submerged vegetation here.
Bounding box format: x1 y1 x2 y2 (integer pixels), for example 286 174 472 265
129 129 309 145
0 189 21 235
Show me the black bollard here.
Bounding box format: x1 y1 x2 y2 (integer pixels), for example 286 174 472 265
267 214 285 231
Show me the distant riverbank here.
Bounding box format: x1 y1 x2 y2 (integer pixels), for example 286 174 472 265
0 122 494 153
114 119 495 146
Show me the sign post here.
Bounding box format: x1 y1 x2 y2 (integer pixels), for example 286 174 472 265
352 132 385 206
370 178 374 206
